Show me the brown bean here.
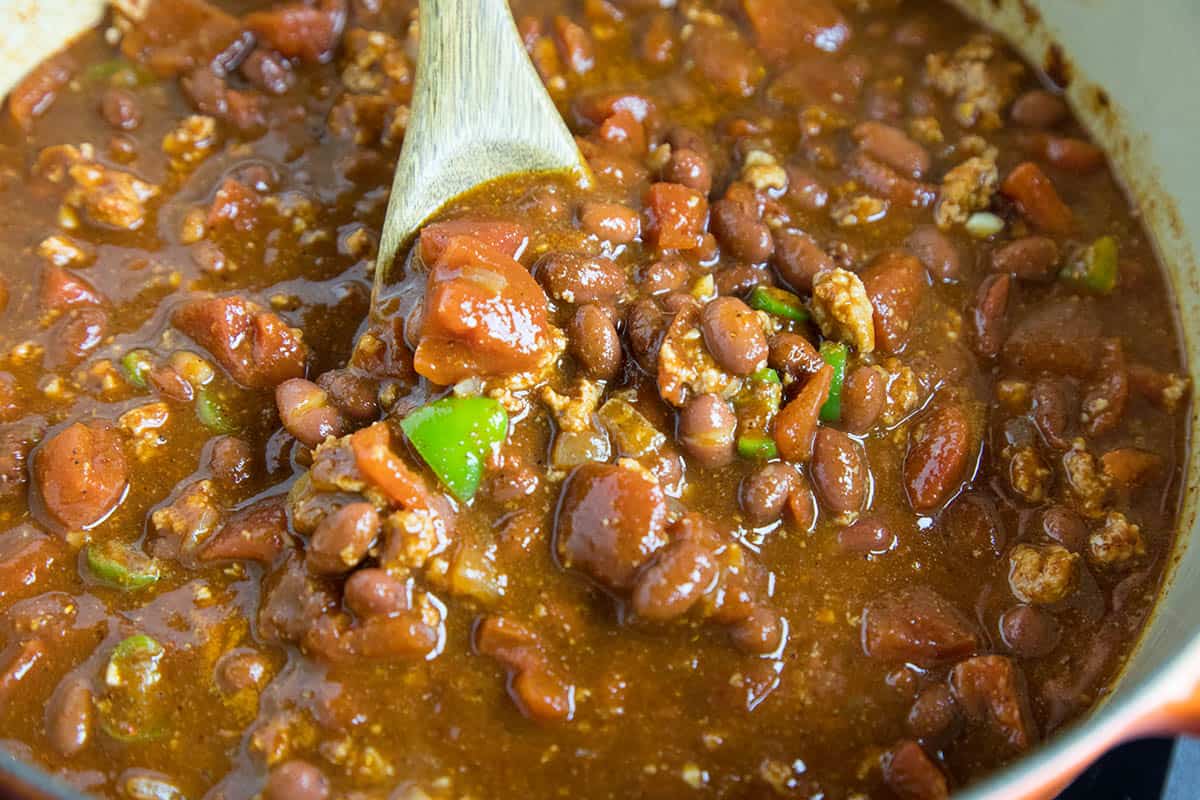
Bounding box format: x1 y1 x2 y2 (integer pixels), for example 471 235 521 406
555 462 668 590
883 740 949 800
739 463 796 526
905 225 961 283
208 435 254 489
991 236 1059 281
772 228 831 292
512 665 574 722
316 369 379 422
638 259 689 295
1040 136 1104 173
711 182 773 263
811 427 868 515
1000 604 1061 658
904 403 971 513
700 296 768 376
569 304 622 381
534 252 627 304
1010 89 1068 128
863 585 978 667
216 649 271 693
972 273 1011 359
632 540 718 621
714 263 772 297
276 379 348 448
785 166 829 211
344 568 409 618
774 365 833 462
769 332 823 381
625 299 666 371
852 121 930 178
1030 378 1075 449
677 394 736 468
663 147 712 195
240 49 295 95
46 676 91 757
730 606 783 655
950 655 1037 750
264 761 329 800
1040 505 1088 553
841 366 885 434
35 422 127 531
786 474 818 532
352 612 438 660
100 88 141 131
307 502 381 575
579 201 641 243
861 250 927 355
907 684 961 741
837 516 896 556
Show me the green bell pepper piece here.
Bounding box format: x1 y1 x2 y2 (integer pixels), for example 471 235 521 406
819 341 848 422
737 434 779 460
120 350 154 389
84 59 156 87
98 634 166 743
1060 235 1119 294
400 395 509 502
196 388 234 433
748 285 809 323
750 366 781 385
86 541 160 590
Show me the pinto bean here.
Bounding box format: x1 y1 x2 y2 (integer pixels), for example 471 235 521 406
837 516 896 556
972 273 1011 359
700 297 768 375
715 263 772 297
632 539 718 621
1081 338 1129 437
316 369 379 422
1001 162 1073 235
769 332 823 381
861 250 927 355
100 88 142 131
556 462 668 590
637 259 689 295
905 225 961 283
853 121 930 178
907 684 961 741
786 474 818 532
772 228 832 292
1040 505 1088 553
1030 378 1075 449
711 183 773 263
216 649 271 693
626 299 667 371
202 499 288 564
677 394 737 468
904 403 972 513
276 378 348 448
579 201 641 243
46 676 92 757
344 568 409 618
785 166 829 211
534 252 627 304
306 502 381 575
730 606 783 655
36 422 128 530
570 304 622 381
811 427 868 515
863 585 978 667
841 366 885 434
264 761 329 800
663 147 712 195
1011 89 1068 128
775 365 833 462
739 463 796 526
991 237 1059 281
1000 604 1061 658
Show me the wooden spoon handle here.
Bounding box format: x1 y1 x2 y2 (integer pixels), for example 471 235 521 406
374 0 588 291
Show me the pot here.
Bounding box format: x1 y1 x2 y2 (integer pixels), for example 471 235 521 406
0 1 1196 798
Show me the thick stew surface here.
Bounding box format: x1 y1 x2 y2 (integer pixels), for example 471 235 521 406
0 1 1190 799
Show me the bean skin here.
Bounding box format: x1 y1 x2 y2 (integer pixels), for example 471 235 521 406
569 304 622 380
1000 604 1061 658
837 516 896 556
579 201 641 243
46 676 92 757
730 606 783 655
264 761 329 800
1010 89 1068 128
904 403 972 513
841 366 885 434
811 427 868 515
772 228 831 292
307 502 381 575
276 378 348 448
972 273 1011 359
739 463 796 526
534 252 627 304
663 147 712 195
35 421 127 530
625 299 666 371
905 224 961 283
344 568 409 618
711 182 773 263
852 121 930 178
769 332 823 381
861 250 927 355
700 297 768 376
677 394 736 468
991 236 1059 281
632 539 718 621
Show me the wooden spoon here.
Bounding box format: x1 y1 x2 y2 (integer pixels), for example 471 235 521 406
374 0 590 296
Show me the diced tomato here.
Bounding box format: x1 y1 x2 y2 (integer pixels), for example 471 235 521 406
350 422 430 510
174 297 307 389
418 219 529 265
414 236 551 386
644 183 708 251
1001 162 1073 234
119 0 244 77
40 266 104 312
244 0 346 64
207 178 260 233
573 92 656 126
742 0 850 62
